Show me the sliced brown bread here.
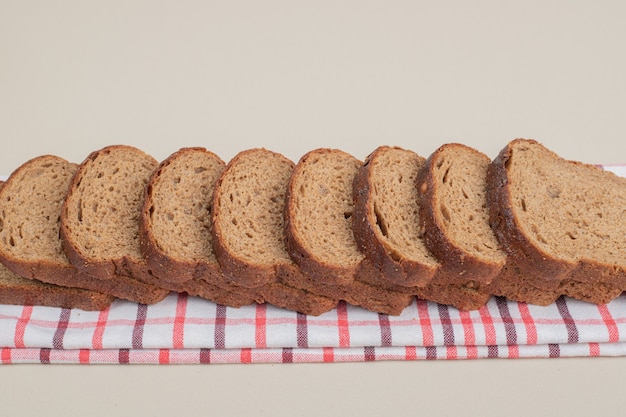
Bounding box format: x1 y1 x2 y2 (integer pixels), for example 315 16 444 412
284 148 414 315
353 146 438 288
0 180 112 310
211 148 337 315
139 147 255 308
413 144 496 309
486 139 625 304
0 261 114 310
0 156 167 305
60 145 171 302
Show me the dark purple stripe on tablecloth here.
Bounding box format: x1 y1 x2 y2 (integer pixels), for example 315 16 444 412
296 312 308 348
437 304 455 346
132 304 148 349
379 313 392 347
496 297 518 345
52 309 71 350
556 297 579 344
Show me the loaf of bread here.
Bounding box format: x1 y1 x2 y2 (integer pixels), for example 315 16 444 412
0 139 622 314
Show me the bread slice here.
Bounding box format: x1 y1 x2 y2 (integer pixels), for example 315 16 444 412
0 179 112 310
0 155 167 305
414 144 495 309
353 146 438 288
486 139 625 304
211 148 337 315
284 148 414 315
0 261 114 310
60 145 171 302
140 147 255 308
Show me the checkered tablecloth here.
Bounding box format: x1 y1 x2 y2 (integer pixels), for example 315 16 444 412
0 165 625 364
1 294 626 364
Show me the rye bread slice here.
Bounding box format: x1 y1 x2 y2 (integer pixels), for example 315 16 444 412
212 148 337 315
0 261 114 311
353 146 438 288
0 156 167 305
486 139 624 304
60 145 171 302
0 180 112 310
284 148 414 315
140 147 255 308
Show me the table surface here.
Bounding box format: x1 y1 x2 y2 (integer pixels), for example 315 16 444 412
1 1 625 415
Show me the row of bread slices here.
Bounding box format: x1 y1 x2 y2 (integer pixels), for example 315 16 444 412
0 139 625 314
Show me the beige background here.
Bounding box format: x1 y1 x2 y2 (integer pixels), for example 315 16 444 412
1 1 625 416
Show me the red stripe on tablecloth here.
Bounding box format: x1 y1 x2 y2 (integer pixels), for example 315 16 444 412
589 342 601 356
200 348 211 364
255 303 267 348
416 299 434 346
79 349 90 364
132 304 148 349
556 297 579 344
337 301 350 348
478 303 497 346
405 346 417 360
459 311 478 358
241 348 252 363
52 308 71 349
92 308 110 349
159 349 170 364
173 293 188 349
14 305 33 348
323 347 334 362
296 312 308 348
459 310 475 346
214 304 227 349
445 345 458 359
597 304 620 342
1 347 11 364
517 302 538 345
379 313 392 347
364 346 375 361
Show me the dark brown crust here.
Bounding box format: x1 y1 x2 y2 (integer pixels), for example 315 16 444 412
486 261 560 306
284 148 359 286
352 146 436 288
416 280 491 311
140 147 225 284
417 143 504 285
0 274 114 311
0 256 168 305
486 139 572 288
280 258 414 316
